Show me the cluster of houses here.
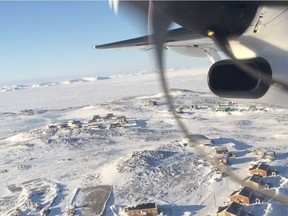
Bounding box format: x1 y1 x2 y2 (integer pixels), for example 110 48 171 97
209 138 278 215
180 134 282 215
88 113 128 129
147 99 200 114
217 161 278 215
175 102 261 114
148 99 263 115
214 103 265 113
180 134 234 168
47 113 129 131
117 159 279 216
48 120 83 130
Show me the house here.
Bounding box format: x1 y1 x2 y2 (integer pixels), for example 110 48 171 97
175 107 184 114
117 116 128 124
103 113 114 121
107 113 114 118
228 152 237 158
230 187 254 205
124 203 159 216
190 104 198 110
213 154 229 166
217 202 244 216
68 120 82 128
148 101 157 106
89 115 101 123
48 124 58 131
58 123 69 129
211 166 223 178
248 105 257 111
214 147 229 155
180 134 212 147
253 147 276 161
242 174 264 190
249 163 277 177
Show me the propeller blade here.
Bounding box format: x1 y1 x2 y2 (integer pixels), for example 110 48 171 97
148 2 288 206
108 1 288 206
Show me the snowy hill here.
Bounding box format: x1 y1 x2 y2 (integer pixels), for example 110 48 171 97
0 68 288 215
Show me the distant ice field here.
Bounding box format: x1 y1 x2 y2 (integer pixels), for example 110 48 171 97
0 68 208 113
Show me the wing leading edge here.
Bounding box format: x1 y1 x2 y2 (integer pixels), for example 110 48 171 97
94 27 220 62
94 27 206 49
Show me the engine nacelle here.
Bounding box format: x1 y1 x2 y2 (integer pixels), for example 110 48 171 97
208 57 272 99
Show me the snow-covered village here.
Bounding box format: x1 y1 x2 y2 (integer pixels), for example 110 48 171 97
1 68 288 215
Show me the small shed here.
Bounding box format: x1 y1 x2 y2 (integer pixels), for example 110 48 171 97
249 163 277 177
108 123 122 129
230 187 254 205
125 203 159 216
217 202 244 216
181 134 212 147
215 106 230 112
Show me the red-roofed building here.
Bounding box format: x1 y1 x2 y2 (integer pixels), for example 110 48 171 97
249 163 277 177
230 187 254 205
124 203 159 216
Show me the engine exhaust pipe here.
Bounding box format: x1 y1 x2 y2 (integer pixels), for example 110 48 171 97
208 57 272 99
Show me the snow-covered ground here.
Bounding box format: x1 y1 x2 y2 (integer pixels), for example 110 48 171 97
1 68 288 215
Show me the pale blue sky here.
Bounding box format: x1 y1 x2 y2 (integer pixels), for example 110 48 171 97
0 1 210 82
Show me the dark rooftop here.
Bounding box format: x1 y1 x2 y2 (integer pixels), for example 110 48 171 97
226 202 243 215
217 204 229 213
231 187 253 198
127 203 156 211
249 174 263 183
218 202 243 215
239 187 253 197
258 163 270 171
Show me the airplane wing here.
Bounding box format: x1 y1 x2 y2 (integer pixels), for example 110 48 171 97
94 27 220 62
